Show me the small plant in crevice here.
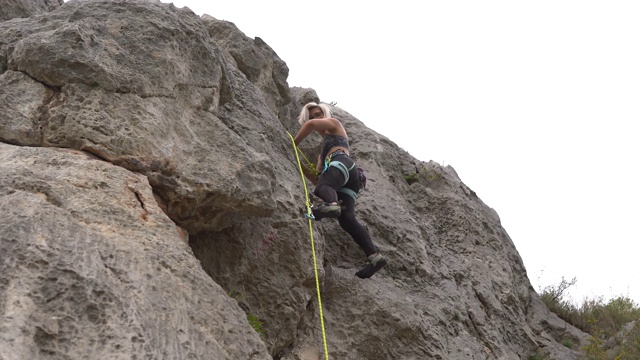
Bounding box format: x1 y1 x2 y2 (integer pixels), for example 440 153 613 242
403 162 442 186
426 171 442 182
226 289 265 337
226 289 246 304
527 351 549 360
561 338 575 349
246 313 265 337
452 312 461 322
403 172 419 185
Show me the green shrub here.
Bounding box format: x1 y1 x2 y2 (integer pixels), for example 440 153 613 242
597 297 640 337
616 321 640 359
582 327 606 360
539 277 588 329
539 277 640 359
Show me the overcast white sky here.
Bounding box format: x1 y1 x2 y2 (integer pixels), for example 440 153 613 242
163 0 640 305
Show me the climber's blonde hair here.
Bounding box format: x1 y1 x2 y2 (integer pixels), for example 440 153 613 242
298 102 333 125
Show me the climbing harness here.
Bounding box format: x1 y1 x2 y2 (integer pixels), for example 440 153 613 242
287 132 330 360
323 151 354 184
324 151 359 202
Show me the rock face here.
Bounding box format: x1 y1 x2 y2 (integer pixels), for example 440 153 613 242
0 144 270 360
0 1 588 359
0 0 63 21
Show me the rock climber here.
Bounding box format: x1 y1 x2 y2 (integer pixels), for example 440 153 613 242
293 102 387 278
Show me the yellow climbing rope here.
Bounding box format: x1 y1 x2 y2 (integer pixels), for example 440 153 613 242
287 132 329 360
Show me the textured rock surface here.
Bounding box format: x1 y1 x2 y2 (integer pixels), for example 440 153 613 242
0 0 296 233
0 143 270 359
1 1 590 359
202 15 290 115
0 0 63 21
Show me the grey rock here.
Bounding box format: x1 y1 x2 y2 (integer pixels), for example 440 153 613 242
0 143 271 359
0 1 591 359
202 15 290 115
270 102 589 359
0 0 296 233
0 0 63 21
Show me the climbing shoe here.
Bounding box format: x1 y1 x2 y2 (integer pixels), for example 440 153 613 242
311 202 341 221
355 253 388 279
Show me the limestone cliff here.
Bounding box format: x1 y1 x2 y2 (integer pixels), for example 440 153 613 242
0 1 588 359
